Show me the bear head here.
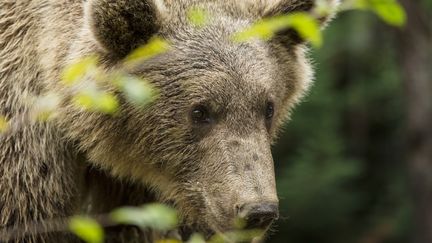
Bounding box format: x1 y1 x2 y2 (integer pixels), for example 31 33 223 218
60 0 339 239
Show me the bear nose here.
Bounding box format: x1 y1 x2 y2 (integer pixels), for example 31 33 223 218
237 203 279 229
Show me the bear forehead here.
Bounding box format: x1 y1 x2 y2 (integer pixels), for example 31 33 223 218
160 0 258 20
139 35 280 102
130 1 290 105
155 24 280 85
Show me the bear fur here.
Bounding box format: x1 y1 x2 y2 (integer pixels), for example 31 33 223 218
0 0 338 242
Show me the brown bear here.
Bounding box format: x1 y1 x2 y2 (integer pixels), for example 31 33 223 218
0 0 338 242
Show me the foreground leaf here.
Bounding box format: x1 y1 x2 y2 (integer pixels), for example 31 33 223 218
32 93 61 121
187 7 209 28
0 116 9 133
233 13 322 47
187 233 206 243
355 0 406 26
74 91 119 114
125 38 170 65
62 56 98 85
289 13 323 46
156 239 182 243
115 75 157 107
111 204 178 231
209 229 263 243
69 216 104 243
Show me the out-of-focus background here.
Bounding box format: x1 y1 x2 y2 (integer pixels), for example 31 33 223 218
269 1 432 243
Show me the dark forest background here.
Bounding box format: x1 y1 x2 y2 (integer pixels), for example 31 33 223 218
269 1 431 242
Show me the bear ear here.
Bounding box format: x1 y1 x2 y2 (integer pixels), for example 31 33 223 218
262 0 340 44
86 0 166 57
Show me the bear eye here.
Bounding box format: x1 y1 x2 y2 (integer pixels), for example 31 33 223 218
265 102 274 120
191 105 211 124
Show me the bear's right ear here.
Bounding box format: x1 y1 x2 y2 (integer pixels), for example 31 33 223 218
86 0 166 57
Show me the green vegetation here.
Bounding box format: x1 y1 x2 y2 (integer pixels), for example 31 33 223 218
69 216 105 243
272 3 410 242
233 13 322 47
110 204 178 231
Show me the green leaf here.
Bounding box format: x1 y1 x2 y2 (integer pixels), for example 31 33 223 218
0 116 9 133
355 0 406 26
370 1 406 26
354 0 371 9
208 229 263 243
289 13 323 47
187 233 206 243
69 216 104 243
32 93 61 121
156 239 182 243
62 56 98 85
74 91 119 114
125 38 170 65
232 16 286 42
97 93 119 114
115 75 157 107
110 204 178 230
187 7 209 28
233 13 322 47
74 93 94 110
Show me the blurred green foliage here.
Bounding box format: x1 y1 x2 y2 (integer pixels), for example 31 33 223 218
125 37 170 66
74 90 119 114
233 13 322 47
69 216 104 243
187 233 206 243
270 8 410 243
114 75 157 107
110 204 178 231
353 0 406 26
62 56 98 86
187 7 210 28
0 116 8 132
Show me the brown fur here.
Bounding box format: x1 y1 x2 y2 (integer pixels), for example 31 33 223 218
0 0 338 242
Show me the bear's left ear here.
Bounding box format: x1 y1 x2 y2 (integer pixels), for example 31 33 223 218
262 0 340 44
86 0 166 57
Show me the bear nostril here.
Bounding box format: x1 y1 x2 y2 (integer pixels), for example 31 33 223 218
239 203 279 229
